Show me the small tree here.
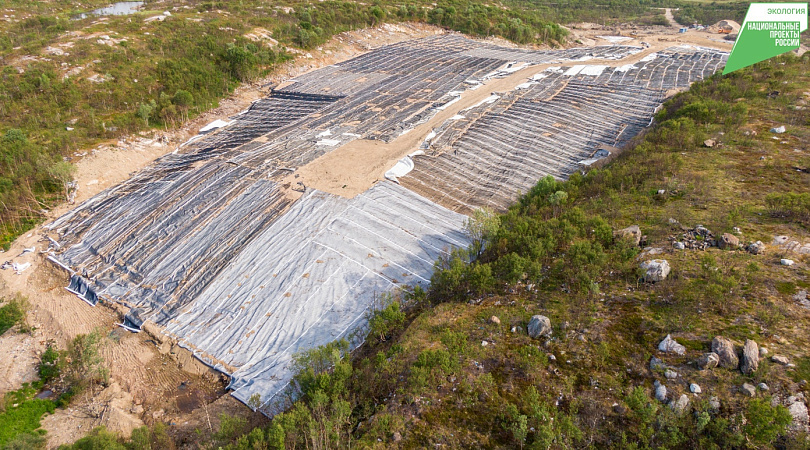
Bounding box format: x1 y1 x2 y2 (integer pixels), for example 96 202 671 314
137 100 156 127
464 207 500 259
47 161 76 201
172 90 194 123
67 329 108 387
548 190 568 217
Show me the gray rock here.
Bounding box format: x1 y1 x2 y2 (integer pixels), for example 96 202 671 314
747 241 765 255
758 383 769 391
673 241 685 249
782 258 795 266
741 340 759 374
788 399 809 432
704 139 716 148
640 259 670 282
671 394 690 414
709 396 721 413
698 352 720 370
650 357 666 371
741 383 757 397
658 334 686 355
615 225 642 247
719 233 740 250
527 315 552 339
794 291 810 310
771 125 786 134
772 355 790 365
690 383 702 394
393 431 402 442
712 336 739 370
490 315 500 325
759 347 768 357
665 369 679 379
654 381 668 402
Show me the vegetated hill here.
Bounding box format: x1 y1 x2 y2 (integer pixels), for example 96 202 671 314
59 53 810 449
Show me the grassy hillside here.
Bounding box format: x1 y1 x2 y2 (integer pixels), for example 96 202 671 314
54 51 810 449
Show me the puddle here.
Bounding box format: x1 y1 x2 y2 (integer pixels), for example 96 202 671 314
36 389 53 399
74 2 144 19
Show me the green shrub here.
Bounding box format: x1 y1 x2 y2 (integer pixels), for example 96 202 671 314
57 426 126 449
743 399 792 445
368 300 405 342
0 296 27 335
38 346 63 384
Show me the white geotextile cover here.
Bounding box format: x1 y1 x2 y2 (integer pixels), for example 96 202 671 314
162 181 469 409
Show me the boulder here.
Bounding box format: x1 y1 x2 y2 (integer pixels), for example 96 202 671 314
771 125 786 134
615 225 642 247
673 241 685 250
758 383 769 391
650 357 666 371
698 352 720 370
788 398 809 432
490 316 501 325
703 139 716 148
654 380 668 402
711 336 739 369
640 259 670 282
671 394 690 414
740 340 759 374
709 397 721 413
658 334 686 355
718 233 740 250
690 383 702 394
741 383 757 397
665 369 678 379
527 315 552 339
782 259 795 266
771 355 790 365
759 347 768 357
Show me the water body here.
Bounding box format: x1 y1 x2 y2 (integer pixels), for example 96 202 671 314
74 1 144 19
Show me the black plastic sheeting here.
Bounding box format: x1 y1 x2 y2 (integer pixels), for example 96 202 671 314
66 274 99 306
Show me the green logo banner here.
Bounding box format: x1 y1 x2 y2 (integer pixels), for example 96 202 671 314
723 3 808 74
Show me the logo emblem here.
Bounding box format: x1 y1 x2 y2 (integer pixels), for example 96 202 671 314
724 3 808 74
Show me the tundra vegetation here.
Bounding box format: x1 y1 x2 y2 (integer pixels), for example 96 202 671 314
50 51 810 449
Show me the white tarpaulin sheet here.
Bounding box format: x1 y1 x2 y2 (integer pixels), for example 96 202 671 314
162 181 469 409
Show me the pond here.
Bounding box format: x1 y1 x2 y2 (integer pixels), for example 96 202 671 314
74 1 144 19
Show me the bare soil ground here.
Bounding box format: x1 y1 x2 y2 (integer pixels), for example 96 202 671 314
0 21 738 448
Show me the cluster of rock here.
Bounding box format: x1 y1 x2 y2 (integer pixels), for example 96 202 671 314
697 336 762 374
650 334 808 430
773 235 810 256
667 223 766 255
